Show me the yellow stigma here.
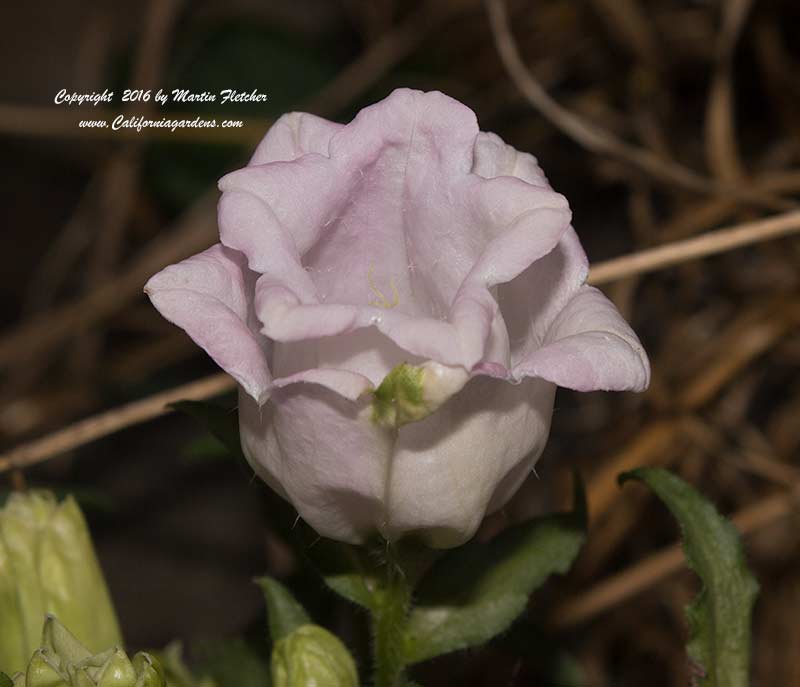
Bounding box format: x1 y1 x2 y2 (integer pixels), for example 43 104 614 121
367 266 399 309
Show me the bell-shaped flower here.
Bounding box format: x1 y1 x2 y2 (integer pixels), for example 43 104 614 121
146 89 649 548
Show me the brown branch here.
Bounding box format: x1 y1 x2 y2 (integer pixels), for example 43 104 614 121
0 373 234 474
485 0 792 211
0 191 218 372
586 419 684 523
704 0 753 182
485 0 709 192
676 299 800 410
70 0 185 378
587 210 800 285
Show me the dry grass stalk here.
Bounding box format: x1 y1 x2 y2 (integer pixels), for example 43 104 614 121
0 373 234 474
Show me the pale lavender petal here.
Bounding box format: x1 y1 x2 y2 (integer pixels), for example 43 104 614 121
144 244 271 403
472 131 549 187
219 154 342 256
498 225 590 365
271 368 373 402
270 327 425 388
513 285 650 391
253 278 468 365
217 189 317 301
238 386 392 544
220 89 571 371
385 376 556 547
249 111 343 164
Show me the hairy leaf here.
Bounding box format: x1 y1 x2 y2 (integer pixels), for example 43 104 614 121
403 476 586 664
620 468 759 687
304 536 382 611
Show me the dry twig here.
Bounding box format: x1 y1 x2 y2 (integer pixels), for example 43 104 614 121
0 373 234 474
587 210 800 285
485 0 791 210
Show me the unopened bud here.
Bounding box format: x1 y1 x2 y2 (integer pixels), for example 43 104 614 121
0 491 122 675
271 625 358 687
10 617 164 687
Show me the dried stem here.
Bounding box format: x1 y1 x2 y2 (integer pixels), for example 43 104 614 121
0 373 234 474
0 191 218 371
587 210 800 285
485 0 792 211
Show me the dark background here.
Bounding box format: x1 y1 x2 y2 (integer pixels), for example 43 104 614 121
1 1 799 685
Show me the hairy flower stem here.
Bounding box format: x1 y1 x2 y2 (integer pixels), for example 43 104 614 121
372 544 412 687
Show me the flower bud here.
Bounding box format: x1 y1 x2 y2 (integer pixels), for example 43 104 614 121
0 491 122 675
9 616 164 687
271 625 358 687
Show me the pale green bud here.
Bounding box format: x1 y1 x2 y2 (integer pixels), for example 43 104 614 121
371 362 468 429
9 617 164 687
271 625 358 687
0 492 122 675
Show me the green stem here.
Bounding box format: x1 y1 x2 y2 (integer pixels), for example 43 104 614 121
372 544 412 687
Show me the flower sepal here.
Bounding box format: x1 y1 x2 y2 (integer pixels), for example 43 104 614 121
371 362 469 429
10 616 165 687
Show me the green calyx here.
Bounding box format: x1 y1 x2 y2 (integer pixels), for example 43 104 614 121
371 364 426 429
271 625 358 687
0 491 122 675
9 616 165 687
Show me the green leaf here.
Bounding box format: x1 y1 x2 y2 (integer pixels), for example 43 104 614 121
256 577 311 643
619 468 759 687
0 673 13 687
403 476 586 664
170 401 243 461
194 639 270 687
304 537 382 611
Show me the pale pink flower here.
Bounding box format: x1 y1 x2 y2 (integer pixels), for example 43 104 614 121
146 89 649 547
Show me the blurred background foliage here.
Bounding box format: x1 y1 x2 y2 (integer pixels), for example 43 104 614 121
1 0 800 685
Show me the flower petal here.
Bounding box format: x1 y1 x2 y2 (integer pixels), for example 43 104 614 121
272 368 373 402
498 225 590 364
472 131 549 187
217 189 317 300
384 376 556 547
513 285 650 391
239 387 392 544
221 89 571 372
249 111 343 164
144 244 272 403
219 154 342 256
